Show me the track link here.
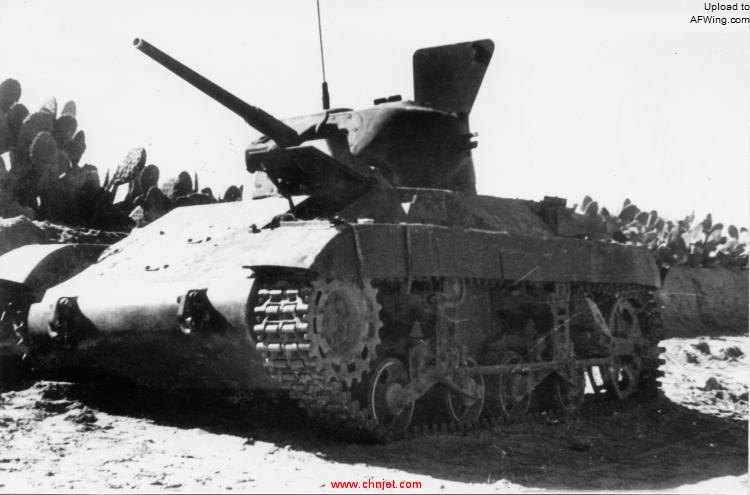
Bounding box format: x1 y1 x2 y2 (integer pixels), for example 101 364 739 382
251 279 386 440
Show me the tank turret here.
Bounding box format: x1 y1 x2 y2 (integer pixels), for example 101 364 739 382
135 38 495 194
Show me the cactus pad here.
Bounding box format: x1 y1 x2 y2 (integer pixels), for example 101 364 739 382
159 177 180 199
64 130 86 166
80 164 101 189
223 185 242 202
635 211 649 225
580 195 592 212
145 184 170 205
0 110 8 153
176 171 192 194
29 131 58 170
6 103 29 144
583 200 598 217
64 165 84 190
618 203 639 224
39 96 57 116
61 100 77 118
160 172 193 199
0 79 22 112
139 164 160 192
17 111 55 152
53 115 78 145
143 185 172 221
55 150 71 177
112 147 146 186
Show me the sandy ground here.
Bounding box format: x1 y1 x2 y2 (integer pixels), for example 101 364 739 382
0 336 747 494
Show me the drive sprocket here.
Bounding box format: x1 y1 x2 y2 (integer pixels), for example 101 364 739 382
306 278 382 387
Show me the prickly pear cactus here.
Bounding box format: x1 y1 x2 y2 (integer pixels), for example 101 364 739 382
159 177 180 200
176 171 193 195
0 79 21 112
17 112 54 153
142 185 171 222
139 164 159 192
0 110 8 153
223 185 242 202
576 194 748 269
201 187 214 199
53 114 77 145
54 151 71 177
618 203 639 224
29 131 57 172
80 164 101 189
111 147 146 188
39 96 57 116
583 200 598 217
61 100 76 118
0 78 134 230
6 103 29 145
64 131 86 167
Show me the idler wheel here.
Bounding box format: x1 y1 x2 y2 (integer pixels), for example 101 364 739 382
554 365 585 414
497 353 532 419
602 359 640 400
604 297 643 399
444 360 485 424
608 297 642 341
368 357 414 430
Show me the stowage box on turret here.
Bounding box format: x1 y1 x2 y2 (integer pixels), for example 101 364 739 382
0 38 664 439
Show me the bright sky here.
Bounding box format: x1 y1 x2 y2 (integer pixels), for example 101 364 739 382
1 0 748 227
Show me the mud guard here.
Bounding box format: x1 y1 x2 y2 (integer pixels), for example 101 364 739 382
0 244 107 298
0 243 107 356
27 277 255 343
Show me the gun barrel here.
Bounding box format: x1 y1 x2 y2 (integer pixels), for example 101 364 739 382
133 38 300 147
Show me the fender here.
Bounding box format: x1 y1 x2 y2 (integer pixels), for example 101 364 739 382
0 244 107 299
0 243 107 351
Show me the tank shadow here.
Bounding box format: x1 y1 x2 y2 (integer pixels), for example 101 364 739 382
64 380 747 491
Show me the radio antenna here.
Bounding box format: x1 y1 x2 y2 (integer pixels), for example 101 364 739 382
316 0 330 110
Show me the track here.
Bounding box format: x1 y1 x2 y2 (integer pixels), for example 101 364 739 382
251 275 666 443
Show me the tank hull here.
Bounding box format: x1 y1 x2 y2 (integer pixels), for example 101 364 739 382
21 194 659 395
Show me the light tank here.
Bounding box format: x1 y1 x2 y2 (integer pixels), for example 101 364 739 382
0 38 664 439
